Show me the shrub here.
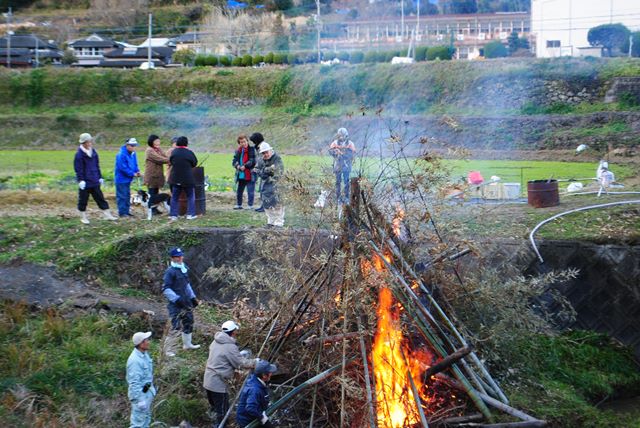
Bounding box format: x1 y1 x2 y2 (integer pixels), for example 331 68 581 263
194 54 207 67
426 46 454 60
173 49 196 66
273 53 286 64
232 57 243 66
264 52 275 64
219 56 231 67
252 54 264 65
324 51 336 60
415 46 429 61
350 51 364 64
204 55 218 66
337 51 350 61
364 51 379 63
241 54 253 67
287 53 298 65
484 41 509 58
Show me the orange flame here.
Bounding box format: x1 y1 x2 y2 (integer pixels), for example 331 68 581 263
369 254 431 427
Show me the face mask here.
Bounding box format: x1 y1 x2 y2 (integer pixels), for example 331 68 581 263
171 261 187 273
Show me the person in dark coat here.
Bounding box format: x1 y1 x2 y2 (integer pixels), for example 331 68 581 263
249 132 265 212
162 247 200 356
114 138 142 217
73 132 117 224
232 134 257 209
256 143 284 227
236 360 277 428
168 136 198 220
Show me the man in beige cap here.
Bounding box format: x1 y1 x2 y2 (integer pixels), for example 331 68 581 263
127 331 156 428
73 133 117 224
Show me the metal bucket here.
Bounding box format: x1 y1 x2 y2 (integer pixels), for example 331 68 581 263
178 167 206 215
527 179 559 208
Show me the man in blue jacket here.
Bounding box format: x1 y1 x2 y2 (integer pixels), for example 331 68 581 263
114 138 142 217
126 331 156 428
73 132 117 224
162 247 200 356
236 360 277 428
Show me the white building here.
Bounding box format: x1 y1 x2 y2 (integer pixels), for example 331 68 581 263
532 0 640 57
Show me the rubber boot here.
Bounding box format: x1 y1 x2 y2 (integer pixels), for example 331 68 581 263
80 211 90 225
182 332 201 350
163 330 180 357
102 209 117 221
163 201 170 212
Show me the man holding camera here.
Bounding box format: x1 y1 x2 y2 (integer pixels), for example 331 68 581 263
162 247 201 356
126 331 156 428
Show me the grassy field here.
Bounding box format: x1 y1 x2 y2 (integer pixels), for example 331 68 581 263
0 150 633 192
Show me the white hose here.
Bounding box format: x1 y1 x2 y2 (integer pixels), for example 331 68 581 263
529 200 640 264
564 191 640 196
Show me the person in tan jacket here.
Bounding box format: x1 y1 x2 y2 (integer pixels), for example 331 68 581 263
144 134 170 214
203 320 256 425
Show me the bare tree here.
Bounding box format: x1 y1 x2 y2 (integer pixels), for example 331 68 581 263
202 7 278 56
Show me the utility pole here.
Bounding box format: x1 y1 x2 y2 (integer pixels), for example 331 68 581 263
400 0 404 40
630 35 634 58
147 12 152 69
316 0 321 63
4 7 12 69
34 34 38 68
416 0 420 39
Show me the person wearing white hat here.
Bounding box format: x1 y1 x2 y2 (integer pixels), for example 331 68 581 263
114 137 142 218
203 320 256 425
257 142 285 227
73 133 117 224
329 127 356 204
126 331 156 428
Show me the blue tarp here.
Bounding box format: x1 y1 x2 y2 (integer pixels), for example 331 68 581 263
227 0 247 8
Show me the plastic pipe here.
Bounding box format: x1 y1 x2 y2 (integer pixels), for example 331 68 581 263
529 200 640 264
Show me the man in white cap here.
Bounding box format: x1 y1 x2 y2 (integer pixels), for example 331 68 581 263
257 142 285 227
203 320 256 425
329 127 356 204
73 132 117 224
127 331 156 428
114 137 142 218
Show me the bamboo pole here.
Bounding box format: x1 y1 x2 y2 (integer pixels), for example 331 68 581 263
302 331 361 346
401 348 429 428
357 317 377 428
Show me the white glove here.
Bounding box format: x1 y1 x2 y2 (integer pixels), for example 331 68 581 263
261 411 269 424
135 399 148 411
78 181 86 190
240 349 252 359
99 178 104 185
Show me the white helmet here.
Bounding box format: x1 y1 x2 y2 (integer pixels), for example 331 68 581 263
337 128 349 139
221 320 239 332
259 142 273 154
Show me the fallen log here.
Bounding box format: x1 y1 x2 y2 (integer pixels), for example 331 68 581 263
423 346 473 380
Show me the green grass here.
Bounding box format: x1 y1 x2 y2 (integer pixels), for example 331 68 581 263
1 150 632 191
0 301 220 427
505 331 640 427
